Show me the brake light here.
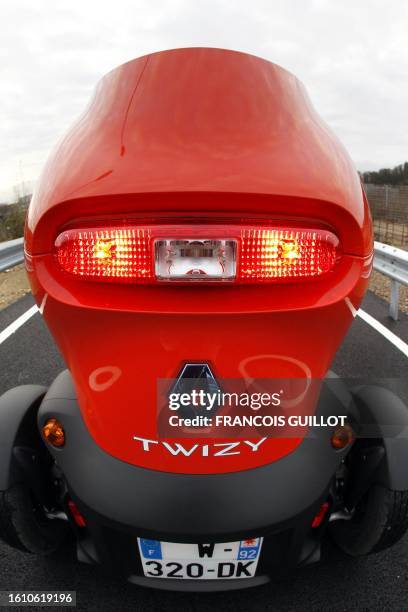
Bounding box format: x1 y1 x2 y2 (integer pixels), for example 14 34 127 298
55 228 153 282
239 228 338 281
55 225 339 283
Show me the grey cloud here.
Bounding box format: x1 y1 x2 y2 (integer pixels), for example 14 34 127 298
0 0 407 200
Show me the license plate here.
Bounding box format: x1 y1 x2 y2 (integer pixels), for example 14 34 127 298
137 537 263 580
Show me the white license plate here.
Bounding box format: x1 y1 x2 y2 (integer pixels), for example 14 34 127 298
137 537 263 580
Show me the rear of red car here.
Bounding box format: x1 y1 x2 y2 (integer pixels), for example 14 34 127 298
5 48 402 591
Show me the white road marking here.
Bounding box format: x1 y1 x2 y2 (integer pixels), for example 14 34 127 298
357 309 408 358
344 297 358 318
38 293 48 314
0 304 38 345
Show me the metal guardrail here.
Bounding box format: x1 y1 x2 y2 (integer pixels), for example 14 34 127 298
373 241 408 320
0 237 24 273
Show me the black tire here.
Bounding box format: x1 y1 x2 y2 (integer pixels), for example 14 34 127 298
330 485 408 556
0 482 68 555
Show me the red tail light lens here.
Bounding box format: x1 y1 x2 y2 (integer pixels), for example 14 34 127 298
55 225 339 283
55 228 153 282
239 228 338 282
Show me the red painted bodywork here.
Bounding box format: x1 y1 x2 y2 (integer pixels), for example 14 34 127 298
25 48 373 474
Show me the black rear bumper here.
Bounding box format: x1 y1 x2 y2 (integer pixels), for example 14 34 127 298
37 371 354 539
34 371 356 589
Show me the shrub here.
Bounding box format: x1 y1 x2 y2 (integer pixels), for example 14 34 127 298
0 204 27 242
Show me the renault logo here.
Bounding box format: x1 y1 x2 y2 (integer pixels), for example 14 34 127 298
169 363 222 418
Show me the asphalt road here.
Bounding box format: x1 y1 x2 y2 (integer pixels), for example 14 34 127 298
0 291 407 612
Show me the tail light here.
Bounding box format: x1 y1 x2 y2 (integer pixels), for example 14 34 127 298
55 228 152 282
239 228 338 281
55 225 339 284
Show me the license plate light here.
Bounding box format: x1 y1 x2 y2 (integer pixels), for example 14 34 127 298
155 238 237 281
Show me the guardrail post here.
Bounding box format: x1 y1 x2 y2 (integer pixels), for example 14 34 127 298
390 280 400 321
373 241 407 320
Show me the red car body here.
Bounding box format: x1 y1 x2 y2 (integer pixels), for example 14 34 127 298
25 47 372 475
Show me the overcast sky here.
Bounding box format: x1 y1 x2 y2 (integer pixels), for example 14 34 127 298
1 0 407 201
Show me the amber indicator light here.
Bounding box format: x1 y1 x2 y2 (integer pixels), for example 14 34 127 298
42 418 65 448
331 423 355 450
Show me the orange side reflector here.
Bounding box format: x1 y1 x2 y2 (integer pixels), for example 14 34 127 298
42 418 65 447
331 423 355 450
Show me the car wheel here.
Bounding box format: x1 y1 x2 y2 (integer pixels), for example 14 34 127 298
330 484 408 556
0 482 69 555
